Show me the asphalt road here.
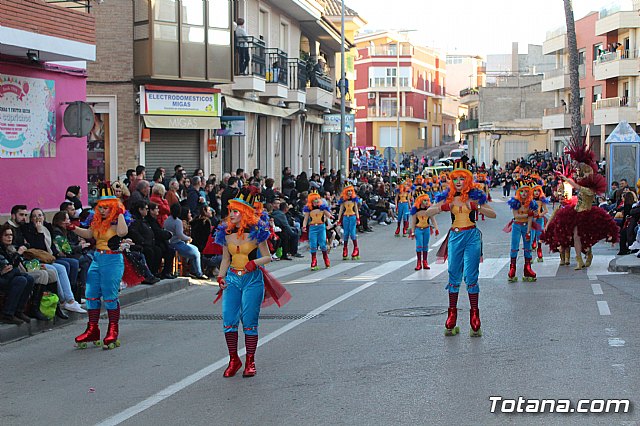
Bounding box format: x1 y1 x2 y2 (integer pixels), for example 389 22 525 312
1 190 638 426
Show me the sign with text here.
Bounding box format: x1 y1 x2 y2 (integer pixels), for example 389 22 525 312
217 116 246 136
0 74 56 158
141 86 221 117
322 114 354 133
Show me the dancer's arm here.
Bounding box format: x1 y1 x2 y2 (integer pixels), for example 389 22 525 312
426 202 442 216
116 214 128 237
255 241 272 267
478 203 496 219
72 226 93 240
217 244 231 288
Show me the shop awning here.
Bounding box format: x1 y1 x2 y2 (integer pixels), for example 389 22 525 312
142 115 221 130
224 96 299 118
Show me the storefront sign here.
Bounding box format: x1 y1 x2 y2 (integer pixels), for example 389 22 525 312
322 114 354 133
217 116 245 136
0 74 56 158
141 85 221 117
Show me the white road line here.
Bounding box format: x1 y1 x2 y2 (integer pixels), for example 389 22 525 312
531 257 561 278
268 264 310 280
345 259 415 281
478 258 510 279
586 255 627 279
608 338 625 347
591 283 603 295
97 280 379 426
597 301 611 316
286 262 361 284
402 262 448 281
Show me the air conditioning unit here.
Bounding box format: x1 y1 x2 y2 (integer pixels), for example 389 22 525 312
367 92 376 99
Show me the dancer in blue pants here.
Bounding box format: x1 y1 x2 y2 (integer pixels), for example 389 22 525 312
506 181 538 282
302 190 333 270
409 189 439 270
337 185 361 260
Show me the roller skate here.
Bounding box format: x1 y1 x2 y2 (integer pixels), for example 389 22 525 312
310 253 318 271
243 354 256 378
507 258 517 282
444 308 459 336
394 223 401 237
351 241 360 260
322 251 331 268
342 242 349 260
523 258 537 282
223 354 242 378
402 221 409 237
536 244 544 262
585 248 593 268
574 252 585 270
422 256 430 270
480 213 485 221
415 252 422 271
75 322 101 349
469 308 482 337
102 322 120 350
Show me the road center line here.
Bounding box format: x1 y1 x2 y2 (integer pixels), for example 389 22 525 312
597 300 611 316
591 283 603 295
97 280 379 426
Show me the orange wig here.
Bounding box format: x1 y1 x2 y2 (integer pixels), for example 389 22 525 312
225 199 260 239
413 194 431 209
341 185 356 201
515 184 534 206
306 192 323 210
91 198 125 236
444 169 475 204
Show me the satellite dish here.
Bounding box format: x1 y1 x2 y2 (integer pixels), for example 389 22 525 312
383 147 396 161
63 101 94 137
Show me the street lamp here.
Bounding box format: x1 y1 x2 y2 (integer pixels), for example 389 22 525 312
339 0 346 186
390 30 415 178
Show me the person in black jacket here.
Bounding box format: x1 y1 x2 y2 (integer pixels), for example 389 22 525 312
220 177 239 219
147 202 176 279
127 200 160 284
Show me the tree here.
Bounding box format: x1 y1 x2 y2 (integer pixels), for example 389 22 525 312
564 0 582 144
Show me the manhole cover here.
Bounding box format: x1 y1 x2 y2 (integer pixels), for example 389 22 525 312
103 313 316 321
378 307 449 317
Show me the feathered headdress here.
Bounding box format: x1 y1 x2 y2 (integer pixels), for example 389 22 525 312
566 133 597 173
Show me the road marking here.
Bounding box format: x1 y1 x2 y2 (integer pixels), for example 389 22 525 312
531 257 560 278
478 257 510 279
286 262 361 284
269 264 310 279
97 280 379 426
587 255 626 279
597 301 611 316
402 262 448 281
591 283 603 295
608 338 625 347
345 259 415 281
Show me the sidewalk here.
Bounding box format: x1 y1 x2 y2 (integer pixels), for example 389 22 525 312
608 253 640 274
0 278 190 345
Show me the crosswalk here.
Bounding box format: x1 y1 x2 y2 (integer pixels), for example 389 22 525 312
266 254 626 285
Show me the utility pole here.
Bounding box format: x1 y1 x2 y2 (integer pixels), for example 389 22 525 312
339 0 347 186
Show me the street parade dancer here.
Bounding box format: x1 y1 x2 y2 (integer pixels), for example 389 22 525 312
71 184 128 350
409 188 439 270
475 172 491 221
427 159 495 337
505 181 538 282
531 178 549 262
302 189 333 270
394 179 412 237
541 139 619 269
215 186 291 378
337 185 361 260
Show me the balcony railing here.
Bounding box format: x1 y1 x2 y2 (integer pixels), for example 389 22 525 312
265 48 288 85
369 79 411 89
235 36 266 78
287 59 307 91
309 70 333 92
595 49 639 64
44 0 91 13
367 106 414 118
368 45 413 56
459 119 479 131
544 105 567 116
460 87 479 97
543 67 568 79
593 96 638 110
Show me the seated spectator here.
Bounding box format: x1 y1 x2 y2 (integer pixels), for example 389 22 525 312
271 201 302 259
0 246 34 325
164 203 207 279
190 205 221 276
51 211 91 302
150 183 170 227
147 202 176 279
263 178 277 204
111 180 130 205
64 185 83 219
127 200 161 284
128 180 151 209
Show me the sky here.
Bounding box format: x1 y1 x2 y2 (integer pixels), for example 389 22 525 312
345 0 634 56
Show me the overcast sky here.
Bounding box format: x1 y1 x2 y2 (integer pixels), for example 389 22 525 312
346 0 634 56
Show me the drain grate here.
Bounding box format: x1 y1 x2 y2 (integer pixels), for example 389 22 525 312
378 306 449 317
102 313 317 321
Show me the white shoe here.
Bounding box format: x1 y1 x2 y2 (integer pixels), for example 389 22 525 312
379 222 388 226
63 301 87 314
629 241 640 251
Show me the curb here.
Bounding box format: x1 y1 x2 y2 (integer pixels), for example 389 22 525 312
608 257 640 274
0 277 190 345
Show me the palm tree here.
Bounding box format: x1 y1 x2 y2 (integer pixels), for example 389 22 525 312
563 0 582 144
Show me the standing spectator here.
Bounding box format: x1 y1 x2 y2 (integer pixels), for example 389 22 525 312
235 18 249 74
220 176 239 218
187 176 206 217
128 165 146 194
263 178 277 204
296 171 310 194
64 186 83 219
151 167 165 188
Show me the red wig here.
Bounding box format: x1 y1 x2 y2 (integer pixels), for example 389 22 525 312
91 198 125 237
445 169 474 203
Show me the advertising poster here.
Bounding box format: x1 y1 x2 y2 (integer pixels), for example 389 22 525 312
0 74 56 158
217 116 246 136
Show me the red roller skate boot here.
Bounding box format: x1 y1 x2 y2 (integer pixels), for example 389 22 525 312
75 323 101 349
422 255 430 270
223 354 243 377
480 213 485 221
402 221 409 237
342 241 349 260
444 308 459 336
469 308 482 337
537 245 544 262
523 258 537 282
415 252 422 270
322 251 331 268
351 240 360 260
394 223 401 237
102 322 120 350
508 258 517 282
310 253 318 271
243 354 256 377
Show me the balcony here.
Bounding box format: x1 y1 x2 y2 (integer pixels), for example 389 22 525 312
543 31 567 55
368 45 412 57
43 0 91 13
593 49 639 80
459 119 479 132
368 79 411 92
231 36 267 92
595 11 640 36
287 59 307 103
261 48 288 98
541 67 570 92
593 97 638 125
542 106 571 130
367 106 415 119
459 88 479 105
306 71 333 109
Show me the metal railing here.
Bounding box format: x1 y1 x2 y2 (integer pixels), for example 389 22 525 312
460 87 479 97
369 79 411 89
309 70 333 92
368 45 412 56
367 106 414 118
235 36 266 78
265 48 288 85
458 119 479 131
287 59 307 91
595 49 639 64
593 96 638 110
543 67 568 79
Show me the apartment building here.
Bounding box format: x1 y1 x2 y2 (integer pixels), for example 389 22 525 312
353 31 445 155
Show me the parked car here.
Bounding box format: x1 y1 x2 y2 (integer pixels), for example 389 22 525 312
526 151 553 163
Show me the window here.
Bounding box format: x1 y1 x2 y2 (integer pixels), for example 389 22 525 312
259 9 269 44
280 22 289 54
181 0 205 78
593 85 602 103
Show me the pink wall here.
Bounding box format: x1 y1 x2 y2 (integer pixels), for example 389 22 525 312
0 61 88 215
